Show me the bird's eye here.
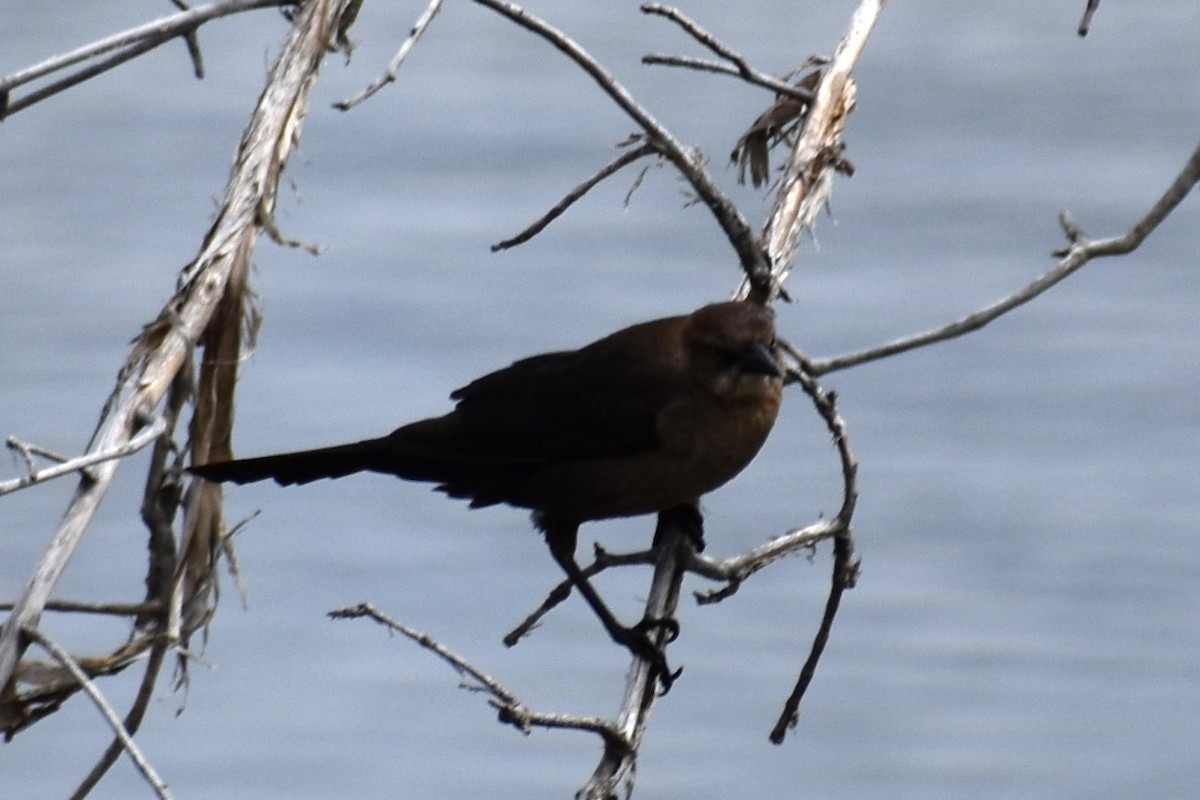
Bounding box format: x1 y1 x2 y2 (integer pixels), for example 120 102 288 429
706 343 734 363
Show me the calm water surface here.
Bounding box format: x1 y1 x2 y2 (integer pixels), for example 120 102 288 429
1 2 1197 798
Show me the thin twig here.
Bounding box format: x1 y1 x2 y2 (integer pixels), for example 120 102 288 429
493 141 656 251
24 628 172 800
0 600 162 617
639 4 815 103
0 0 363 713
1078 0 1101 37
330 603 628 747
753 0 885 299
769 526 857 743
5 437 69 473
641 4 749 72
0 0 288 119
767 360 860 743
688 520 836 603
168 0 207 77
578 510 692 799
504 544 657 646
641 54 815 103
0 416 167 496
335 0 445 110
470 0 770 292
70 633 173 800
809 139 1200 375
1 36 165 120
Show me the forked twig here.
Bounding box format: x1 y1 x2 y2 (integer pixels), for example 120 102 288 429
765 358 861 742
640 4 817 103
810 140 1200 375
0 0 364 719
503 544 656 646
0 416 167 496
24 628 172 800
330 603 628 748
470 0 771 293
493 141 657 251
335 0 445 110
0 0 289 119
1077 0 1102 37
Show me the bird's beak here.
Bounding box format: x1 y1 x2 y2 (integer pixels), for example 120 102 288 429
740 341 782 379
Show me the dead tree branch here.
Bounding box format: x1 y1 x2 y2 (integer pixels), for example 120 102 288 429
809 139 1200 376
335 0 445 110
578 509 692 799
0 0 364 736
768 359 860 742
330 603 629 748
24 627 172 800
0 0 294 120
641 4 817 103
1077 0 1102 37
493 140 658 251
471 0 772 294
0 415 167 496
751 0 886 299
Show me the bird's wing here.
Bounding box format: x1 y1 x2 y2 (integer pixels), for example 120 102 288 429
421 315 690 466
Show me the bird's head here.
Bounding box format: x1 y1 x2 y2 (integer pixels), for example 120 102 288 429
683 301 783 404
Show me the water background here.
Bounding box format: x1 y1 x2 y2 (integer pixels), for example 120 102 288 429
1 2 1197 798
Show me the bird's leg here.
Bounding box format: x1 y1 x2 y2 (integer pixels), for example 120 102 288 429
653 503 706 553
538 515 678 691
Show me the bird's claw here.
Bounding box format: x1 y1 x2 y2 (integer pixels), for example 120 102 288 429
615 616 682 693
632 615 681 644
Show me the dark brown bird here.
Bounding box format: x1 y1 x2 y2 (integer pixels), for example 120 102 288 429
192 300 783 683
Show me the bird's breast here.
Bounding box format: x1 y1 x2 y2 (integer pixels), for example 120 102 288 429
521 381 780 522
656 383 781 483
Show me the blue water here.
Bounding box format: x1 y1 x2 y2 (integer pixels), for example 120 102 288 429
2 2 1197 798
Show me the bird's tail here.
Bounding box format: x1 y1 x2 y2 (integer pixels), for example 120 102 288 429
190 436 393 487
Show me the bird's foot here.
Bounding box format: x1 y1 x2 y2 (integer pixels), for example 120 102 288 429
654 504 706 553
613 616 682 693
632 614 680 643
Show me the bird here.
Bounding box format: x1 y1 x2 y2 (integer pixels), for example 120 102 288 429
191 300 784 686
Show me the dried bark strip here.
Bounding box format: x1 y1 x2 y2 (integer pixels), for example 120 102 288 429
0 0 363 723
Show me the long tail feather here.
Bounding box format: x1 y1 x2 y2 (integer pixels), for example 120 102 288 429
191 437 392 486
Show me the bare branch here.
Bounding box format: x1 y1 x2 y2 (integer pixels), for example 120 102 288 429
770 526 858 743
471 0 771 292
641 4 750 66
0 415 167 496
504 544 657 646
751 0 886 299
1078 0 1102 37
335 0 445 110
0 0 363 714
167 0 207 78
0 0 291 119
5 437 67 474
809 139 1200 375
493 141 657 251
640 4 816 103
642 53 816 103
579 510 693 799
768 360 861 742
24 628 172 800
688 520 836 603
0 600 162 617
330 603 628 747
69 635 173 800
